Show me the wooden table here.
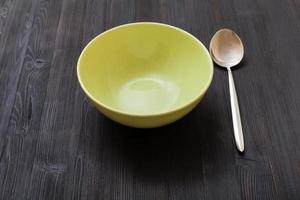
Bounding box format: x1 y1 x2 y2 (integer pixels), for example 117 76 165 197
1 0 300 199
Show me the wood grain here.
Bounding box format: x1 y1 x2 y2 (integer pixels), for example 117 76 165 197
1 0 300 199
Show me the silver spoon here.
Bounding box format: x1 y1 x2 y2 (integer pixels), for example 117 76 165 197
209 28 245 152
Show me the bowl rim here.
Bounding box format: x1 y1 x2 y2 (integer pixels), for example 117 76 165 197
77 22 214 117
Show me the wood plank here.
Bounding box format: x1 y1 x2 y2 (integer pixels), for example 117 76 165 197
25 0 113 199
0 0 19 62
24 0 88 198
0 0 38 134
0 1 39 198
0 0 66 199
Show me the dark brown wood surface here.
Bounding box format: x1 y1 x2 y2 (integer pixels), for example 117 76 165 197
1 0 300 199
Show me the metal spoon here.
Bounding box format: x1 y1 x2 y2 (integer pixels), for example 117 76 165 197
209 28 245 152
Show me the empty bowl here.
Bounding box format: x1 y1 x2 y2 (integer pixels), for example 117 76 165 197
77 22 213 128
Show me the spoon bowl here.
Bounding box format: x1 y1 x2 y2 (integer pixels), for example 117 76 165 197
209 29 244 68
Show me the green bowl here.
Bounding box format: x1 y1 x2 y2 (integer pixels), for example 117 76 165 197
77 22 213 128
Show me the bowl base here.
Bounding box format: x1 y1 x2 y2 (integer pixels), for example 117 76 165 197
116 75 180 115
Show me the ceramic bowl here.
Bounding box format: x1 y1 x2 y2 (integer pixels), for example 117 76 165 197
77 22 213 128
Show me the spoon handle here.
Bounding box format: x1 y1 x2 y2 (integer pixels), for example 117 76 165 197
227 68 244 152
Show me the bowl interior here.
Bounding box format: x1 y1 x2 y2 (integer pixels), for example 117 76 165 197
78 23 213 115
